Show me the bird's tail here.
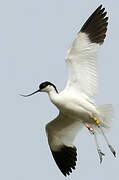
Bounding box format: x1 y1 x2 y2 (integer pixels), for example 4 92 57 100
93 104 113 133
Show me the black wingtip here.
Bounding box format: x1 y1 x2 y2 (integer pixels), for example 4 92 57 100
97 4 103 10
80 5 108 44
51 145 77 176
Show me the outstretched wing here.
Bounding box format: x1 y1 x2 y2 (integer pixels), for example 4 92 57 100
65 5 108 98
45 113 83 176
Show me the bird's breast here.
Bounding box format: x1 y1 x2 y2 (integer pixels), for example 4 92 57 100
51 92 97 121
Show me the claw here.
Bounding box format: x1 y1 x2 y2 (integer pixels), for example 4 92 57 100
97 148 105 164
108 145 116 157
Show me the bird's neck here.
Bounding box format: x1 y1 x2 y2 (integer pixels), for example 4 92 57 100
48 90 59 105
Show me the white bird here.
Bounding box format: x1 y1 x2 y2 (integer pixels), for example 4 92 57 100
21 5 116 176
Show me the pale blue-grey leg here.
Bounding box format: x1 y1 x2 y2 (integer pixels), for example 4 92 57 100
84 122 105 163
97 124 116 157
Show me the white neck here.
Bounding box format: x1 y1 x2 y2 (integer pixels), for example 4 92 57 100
48 89 58 105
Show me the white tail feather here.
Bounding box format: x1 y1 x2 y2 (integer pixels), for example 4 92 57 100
93 104 113 133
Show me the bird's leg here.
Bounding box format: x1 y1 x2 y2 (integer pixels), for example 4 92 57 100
84 122 105 163
93 117 116 157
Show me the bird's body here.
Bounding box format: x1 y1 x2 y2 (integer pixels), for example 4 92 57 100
21 5 116 177
48 89 97 122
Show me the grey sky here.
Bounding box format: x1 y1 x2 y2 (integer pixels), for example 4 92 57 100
0 0 118 180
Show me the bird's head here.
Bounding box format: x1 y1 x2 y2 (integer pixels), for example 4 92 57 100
20 81 58 97
39 81 58 93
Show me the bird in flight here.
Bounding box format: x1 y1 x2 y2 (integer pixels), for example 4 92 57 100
21 5 116 176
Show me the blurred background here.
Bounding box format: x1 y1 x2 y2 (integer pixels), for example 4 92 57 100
0 0 118 179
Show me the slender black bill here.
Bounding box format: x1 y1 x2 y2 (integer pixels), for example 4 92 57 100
20 89 40 97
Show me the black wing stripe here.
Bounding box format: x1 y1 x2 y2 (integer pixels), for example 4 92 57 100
51 145 77 176
80 5 108 44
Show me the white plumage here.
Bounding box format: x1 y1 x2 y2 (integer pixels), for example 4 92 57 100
65 32 98 98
